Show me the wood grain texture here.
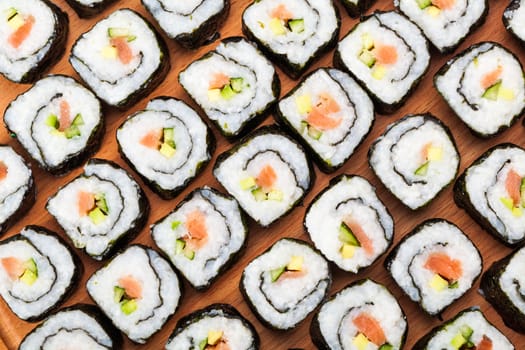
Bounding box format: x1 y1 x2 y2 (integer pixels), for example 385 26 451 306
0 0 524 348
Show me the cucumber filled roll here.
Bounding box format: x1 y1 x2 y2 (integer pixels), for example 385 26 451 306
454 144 525 246
46 159 149 260
276 68 374 173
334 11 430 114
340 0 377 18
142 0 230 49
179 37 279 138
311 279 407 350
395 0 487 53
19 304 122 349
385 219 482 316
240 238 331 330
213 126 313 227
305 175 393 274
413 307 514 350
65 0 117 18
87 245 181 344
0 0 68 84
504 0 525 46
165 304 259 350
0 226 81 322
70 9 169 109
0 145 34 236
369 114 459 210
481 246 525 333
242 0 340 79
4 75 104 176
435 42 525 138
152 187 247 290
117 97 214 199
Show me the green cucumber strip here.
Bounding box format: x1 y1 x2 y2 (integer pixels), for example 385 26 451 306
108 27 129 38
72 113 84 126
449 280 459 289
230 77 244 93
24 258 37 275
64 125 81 139
251 188 267 202
288 18 305 33
89 207 107 225
114 286 125 303
184 248 195 260
171 221 181 230
339 222 360 246
220 84 236 100
175 239 186 255
378 344 394 350
460 325 473 340
19 269 37 285
95 194 108 214
415 161 429 176
416 0 432 9
121 299 137 315
6 8 18 21
482 81 502 101
270 266 286 282
46 115 59 129
199 338 208 350
359 50 376 68
307 125 322 140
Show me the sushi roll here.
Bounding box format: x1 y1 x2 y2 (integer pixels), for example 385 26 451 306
434 42 525 138
65 0 117 18
0 0 68 84
334 11 430 114
0 145 35 236
304 175 393 274
70 9 170 109
339 0 377 18
276 68 374 173
385 219 482 316
413 307 514 350
242 0 340 79
87 244 181 344
454 143 525 246
0 226 81 322
240 238 331 330
19 304 122 349
504 0 525 46
179 37 279 138
46 159 149 260
481 246 525 333
310 279 407 350
151 187 247 290
213 126 314 227
369 114 459 210
395 0 488 53
117 97 214 199
165 304 259 350
142 0 230 49
4 75 104 176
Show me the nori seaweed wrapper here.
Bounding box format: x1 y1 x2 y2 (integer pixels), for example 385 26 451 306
503 0 525 47
65 0 117 18
339 0 377 18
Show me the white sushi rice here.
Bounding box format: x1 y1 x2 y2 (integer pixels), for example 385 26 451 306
4 75 101 170
504 0 525 42
243 0 338 67
305 175 393 273
396 0 486 52
499 247 525 316
117 98 210 194
241 239 330 330
0 227 76 321
388 220 481 315
0 0 56 82
369 115 459 210
87 245 181 344
278 68 373 168
337 11 430 105
316 280 407 350
70 9 163 106
152 187 246 289
435 43 525 136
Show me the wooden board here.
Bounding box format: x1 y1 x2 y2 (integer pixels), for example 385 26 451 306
0 0 524 348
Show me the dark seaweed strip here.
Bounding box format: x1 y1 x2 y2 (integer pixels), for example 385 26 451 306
201 194 233 268
336 303 373 349
443 0 470 29
71 53 144 85
484 159 513 240
242 149 302 191
0 185 29 208
135 250 163 326
335 198 388 241
156 0 206 16
325 72 356 147
30 93 63 165
503 0 525 46
513 279 525 302
41 327 111 349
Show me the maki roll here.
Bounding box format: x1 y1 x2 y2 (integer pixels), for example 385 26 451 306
242 0 340 79
70 9 169 109
46 159 149 260
395 0 487 53
240 238 331 330
0 226 81 322
481 246 525 333
0 0 68 84
413 307 514 350
65 0 117 18
117 97 214 199
339 0 377 18
385 219 482 316
334 11 430 114
179 37 279 138
165 304 259 349
19 304 122 349
369 114 459 210
310 279 407 350
454 144 525 246
0 145 35 236
4 75 104 176
504 0 525 46
87 245 181 344
434 42 525 138
276 68 374 173
151 187 247 290
213 126 314 227
142 0 230 49
304 175 393 274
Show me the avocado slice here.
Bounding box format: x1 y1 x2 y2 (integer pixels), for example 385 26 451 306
89 207 107 225
220 84 236 100
482 81 502 101
46 114 59 128
159 143 176 158
359 50 376 68
460 325 474 340
416 0 432 9
163 128 175 149
450 333 467 349
94 194 109 215
24 258 37 274
6 8 18 21
339 222 360 246
240 177 256 190
288 19 305 33
270 266 286 282
114 286 125 303
19 269 37 286
267 190 283 201
121 299 137 315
